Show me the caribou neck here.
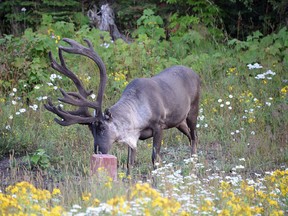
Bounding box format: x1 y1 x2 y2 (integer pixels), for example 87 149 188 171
110 99 138 128
108 99 142 148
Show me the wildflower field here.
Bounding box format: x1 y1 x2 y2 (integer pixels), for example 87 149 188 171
0 13 287 215
1 161 287 215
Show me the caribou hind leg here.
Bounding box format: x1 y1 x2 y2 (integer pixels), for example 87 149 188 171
177 109 198 155
186 106 199 155
177 122 192 141
177 121 197 155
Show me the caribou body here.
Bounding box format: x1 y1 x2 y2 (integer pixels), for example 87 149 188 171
45 38 200 173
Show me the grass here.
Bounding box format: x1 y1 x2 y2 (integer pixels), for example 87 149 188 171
0 28 287 215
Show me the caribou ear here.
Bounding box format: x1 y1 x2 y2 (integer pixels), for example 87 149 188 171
104 108 112 121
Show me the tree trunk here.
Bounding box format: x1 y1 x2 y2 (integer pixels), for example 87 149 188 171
87 4 131 43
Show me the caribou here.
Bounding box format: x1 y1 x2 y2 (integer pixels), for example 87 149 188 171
45 38 200 174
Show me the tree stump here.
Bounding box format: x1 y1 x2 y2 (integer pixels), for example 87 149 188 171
90 154 117 180
87 3 131 43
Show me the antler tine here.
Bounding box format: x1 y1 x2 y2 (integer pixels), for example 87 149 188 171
58 88 100 109
48 50 92 97
83 38 94 50
60 38 107 117
44 98 97 126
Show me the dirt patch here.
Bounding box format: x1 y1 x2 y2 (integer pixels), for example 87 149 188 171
0 157 12 177
0 156 41 190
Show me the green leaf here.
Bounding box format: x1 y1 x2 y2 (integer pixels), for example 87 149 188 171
260 35 273 47
143 9 154 16
36 148 46 156
0 38 5 45
268 45 280 56
252 30 263 39
13 58 26 69
31 155 40 164
228 39 238 46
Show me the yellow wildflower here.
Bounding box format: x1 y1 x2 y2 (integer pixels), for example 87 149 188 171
199 199 214 212
180 211 190 216
50 206 63 215
93 198 100 206
267 198 279 207
280 183 288 196
144 208 151 216
105 177 113 189
229 67 236 72
107 196 124 206
218 209 230 216
247 91 253 97
256 190 267 199
47 28 53 35
51 188 60 196
220 181 230 190
280 85 288 94
118 172 126 180
82 192 91 201
97 167 105 172
32 204 41 211
270 210 284 216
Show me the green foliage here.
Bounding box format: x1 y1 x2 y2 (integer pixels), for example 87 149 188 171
228 27 288 66
27 148 51 169
162 0 287 39
134 9 165 40
163 0 224 41
168 13 199 37
0 26 57 96
114 0 158 34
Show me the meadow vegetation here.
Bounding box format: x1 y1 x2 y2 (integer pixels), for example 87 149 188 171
0 10 287 215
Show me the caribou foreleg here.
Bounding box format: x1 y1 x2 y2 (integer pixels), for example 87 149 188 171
127 147 136 176
152 127 163 169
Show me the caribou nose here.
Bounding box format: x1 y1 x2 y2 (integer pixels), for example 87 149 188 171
98 145 109 154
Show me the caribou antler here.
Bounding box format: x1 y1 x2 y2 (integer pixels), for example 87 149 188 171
45 38 107 126
60 38 107 115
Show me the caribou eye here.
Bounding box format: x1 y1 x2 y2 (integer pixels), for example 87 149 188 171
96 120 106 132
